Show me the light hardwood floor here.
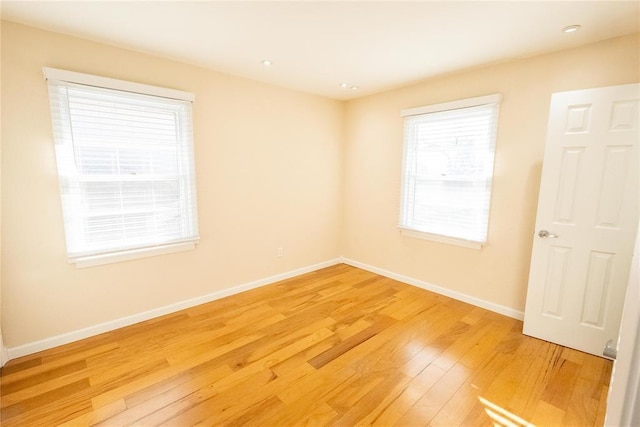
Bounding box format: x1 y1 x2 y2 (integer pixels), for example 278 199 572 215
0 264 611 426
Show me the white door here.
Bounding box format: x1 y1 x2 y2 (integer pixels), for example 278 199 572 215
523 83 639 357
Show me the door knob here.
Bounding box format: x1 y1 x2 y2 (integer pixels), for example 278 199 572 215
538 230 559 238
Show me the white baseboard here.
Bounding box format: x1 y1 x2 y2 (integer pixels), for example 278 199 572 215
0 333 8 367
7 258 341 361
341 257 524 321
6 256 523 361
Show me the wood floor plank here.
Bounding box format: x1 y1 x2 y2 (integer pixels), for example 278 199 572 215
308 316 395 369
0 264 612 426
1 366 89 408
578 353 611 399
326 370 388 414
292 402 341 426
457 318 515 370
505 338 558 419
429 353 514 426
189 362 316 425
0 379 93 426
226 317 336 370
331 371 412 426
459 400 494 427
1 360 85 396
89 358 232 410
0 357 42 377
1 343 118 385
57 398 127 427
210 395 284 427
94 365 234 426
530 399 565 426
562 378 600 427
478 330 554 420
540 358 581 410
365 363 446 426
268 375 357 426
277 365 357 406
431 317 494 371
395 362 472 426
269 334 340 377
594 384 609 427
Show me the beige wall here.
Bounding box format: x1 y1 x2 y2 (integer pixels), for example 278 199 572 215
343 33 640 312
0 19 5 364
1 21 344 348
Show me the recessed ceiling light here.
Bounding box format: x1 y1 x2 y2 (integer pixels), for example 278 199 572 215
261 59 272 67
562 25 581 33
339 82 349 89
350 86 359 91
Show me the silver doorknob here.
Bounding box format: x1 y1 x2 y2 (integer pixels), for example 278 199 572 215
538 230 558 238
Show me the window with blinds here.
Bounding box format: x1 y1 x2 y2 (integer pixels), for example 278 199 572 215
44 68 199 266
399 94 501 248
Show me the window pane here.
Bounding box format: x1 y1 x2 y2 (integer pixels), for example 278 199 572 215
412 180 490 242
47 76 199 262
400 99 499 244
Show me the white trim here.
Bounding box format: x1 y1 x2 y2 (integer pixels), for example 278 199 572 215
42 67 195 102
6 258 341 360
401 93 501 117
605 223 640 425
398 227 483 250
341 257 524 320
74 241 198 268
0 333 8 367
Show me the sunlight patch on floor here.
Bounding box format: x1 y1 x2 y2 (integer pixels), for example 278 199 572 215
479 396 535 427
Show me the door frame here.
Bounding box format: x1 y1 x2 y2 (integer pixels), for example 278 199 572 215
605 179 640 424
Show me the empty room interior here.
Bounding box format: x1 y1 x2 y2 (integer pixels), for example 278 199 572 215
1 1 640 426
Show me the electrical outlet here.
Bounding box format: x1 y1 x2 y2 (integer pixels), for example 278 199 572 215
277 247 284 257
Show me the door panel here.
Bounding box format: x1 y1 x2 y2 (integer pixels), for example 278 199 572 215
523 83 639 357
581 250 612 327
541 246 570 318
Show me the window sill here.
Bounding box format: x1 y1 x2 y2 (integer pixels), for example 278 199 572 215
71 241 198 268
398 227 484 250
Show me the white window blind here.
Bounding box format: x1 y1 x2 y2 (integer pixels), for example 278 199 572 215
399 94 501 246
45 68 199 265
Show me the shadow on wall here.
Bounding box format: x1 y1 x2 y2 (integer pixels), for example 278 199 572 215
516 161 543 306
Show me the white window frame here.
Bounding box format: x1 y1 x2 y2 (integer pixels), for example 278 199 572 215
398 94 501 250
44 67 199 267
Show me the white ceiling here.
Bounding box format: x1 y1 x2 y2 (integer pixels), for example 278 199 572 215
2 1 639 100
